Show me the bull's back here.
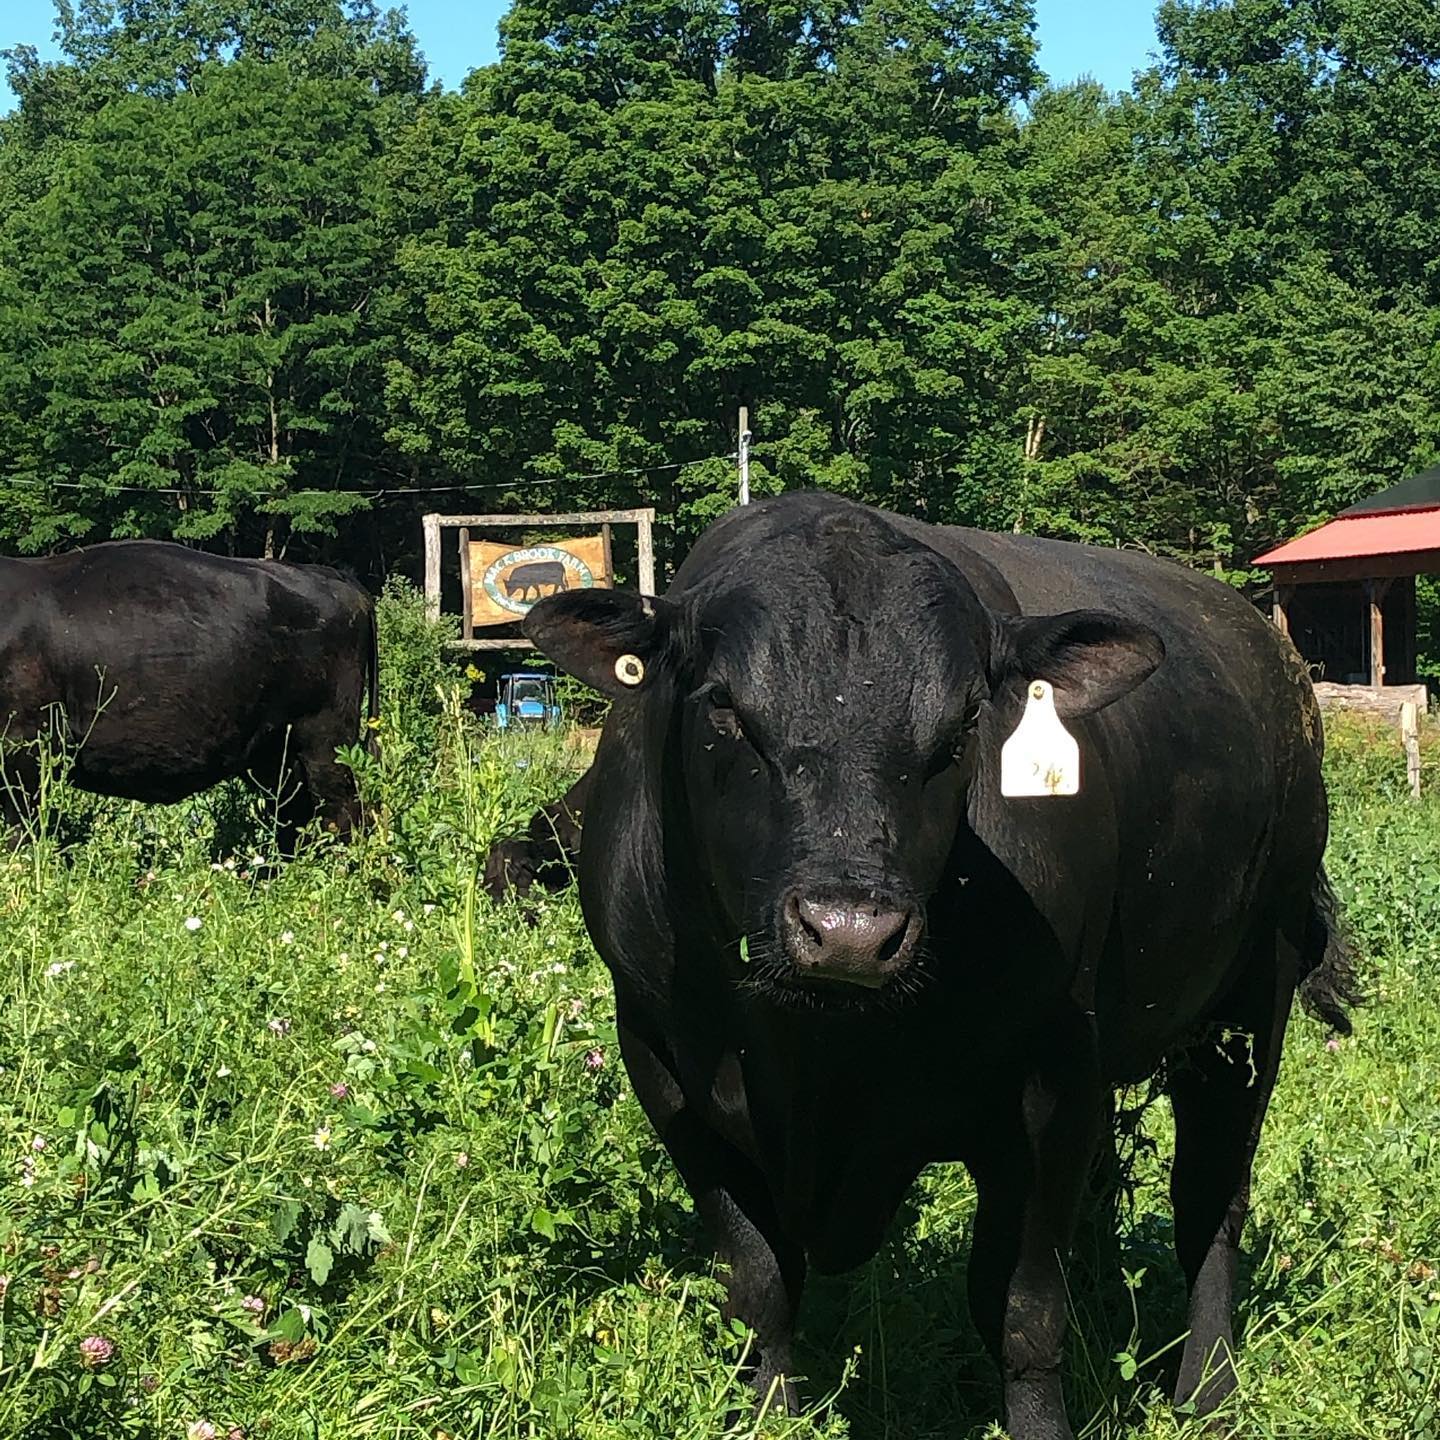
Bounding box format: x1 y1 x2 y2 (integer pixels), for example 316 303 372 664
944 529 1326 1067
0 544 357 798
949 527 1319 795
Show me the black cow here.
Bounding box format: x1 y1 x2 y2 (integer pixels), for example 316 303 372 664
482 774 587 902
516 493 1357 1439
505 560 568 601
0 541 377 847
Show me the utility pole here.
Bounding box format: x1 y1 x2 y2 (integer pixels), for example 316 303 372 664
737 405 752 506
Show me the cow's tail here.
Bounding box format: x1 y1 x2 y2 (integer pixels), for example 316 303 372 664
363 597 381 761
1296 864 1364 1035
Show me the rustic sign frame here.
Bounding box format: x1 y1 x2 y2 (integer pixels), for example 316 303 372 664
422 509 657 651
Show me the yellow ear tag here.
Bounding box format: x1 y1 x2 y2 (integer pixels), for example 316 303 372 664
614 653 645 687
1000 680 1080 798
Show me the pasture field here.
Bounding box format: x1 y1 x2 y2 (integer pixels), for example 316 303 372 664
2 612 1439 1439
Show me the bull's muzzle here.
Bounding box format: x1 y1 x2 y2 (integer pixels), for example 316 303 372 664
780 891 921 988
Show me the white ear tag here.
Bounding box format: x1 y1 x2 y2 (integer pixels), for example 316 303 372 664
1000 680 1080 798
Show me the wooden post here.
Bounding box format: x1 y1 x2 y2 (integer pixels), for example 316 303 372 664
422 513 442 621
1272 583 1294 639
737 406 751 507
458 527 473 643
1366 577 1392 689
601 522 614 587
1402 700 1421 800
637 510 656 595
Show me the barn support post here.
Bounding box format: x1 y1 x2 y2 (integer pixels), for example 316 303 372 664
1366 577 1393 689
458 527 473 643
1272 583 1294 639
423 513 442 621
637 510 656 595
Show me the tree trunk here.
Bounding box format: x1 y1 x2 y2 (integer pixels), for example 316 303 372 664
1015 413 1046 533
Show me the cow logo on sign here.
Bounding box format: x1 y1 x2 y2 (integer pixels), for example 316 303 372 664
481 544 598 618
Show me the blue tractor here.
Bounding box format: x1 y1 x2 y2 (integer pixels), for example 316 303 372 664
495 671 562 732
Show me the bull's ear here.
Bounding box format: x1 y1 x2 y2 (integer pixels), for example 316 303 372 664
998 609 1164 718
522 590 673 700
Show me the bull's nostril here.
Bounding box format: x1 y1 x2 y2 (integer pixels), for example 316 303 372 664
874 914 911 968
791 894 825 951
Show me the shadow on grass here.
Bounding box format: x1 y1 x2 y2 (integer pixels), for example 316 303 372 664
787 1186 1284 1439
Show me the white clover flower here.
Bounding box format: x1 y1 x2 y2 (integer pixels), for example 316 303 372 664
44 961 75 979
280 931 294 945
184 916 203 933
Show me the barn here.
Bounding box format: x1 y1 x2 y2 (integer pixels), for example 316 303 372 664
1257 466 1440 705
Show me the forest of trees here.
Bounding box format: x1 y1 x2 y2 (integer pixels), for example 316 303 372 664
2 0 1439 587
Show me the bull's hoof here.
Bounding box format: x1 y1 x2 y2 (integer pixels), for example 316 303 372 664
722 1364 800 1431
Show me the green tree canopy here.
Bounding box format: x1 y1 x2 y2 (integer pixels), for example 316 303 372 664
0 56 399 554
383 0 1044 541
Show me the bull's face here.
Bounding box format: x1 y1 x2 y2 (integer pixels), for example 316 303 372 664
526 509 1162 1002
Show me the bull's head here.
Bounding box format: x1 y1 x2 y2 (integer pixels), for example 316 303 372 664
525 501 1162 1000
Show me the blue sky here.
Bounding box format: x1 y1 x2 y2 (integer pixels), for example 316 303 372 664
3 0 1161 110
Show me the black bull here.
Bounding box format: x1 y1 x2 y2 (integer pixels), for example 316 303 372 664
0 541 378 846
492 493 1358 1438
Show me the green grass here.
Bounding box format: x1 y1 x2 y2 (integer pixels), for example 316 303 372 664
2 688 1438 1439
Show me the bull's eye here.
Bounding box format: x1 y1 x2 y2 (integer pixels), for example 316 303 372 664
923 699 983 779
708 686 743 741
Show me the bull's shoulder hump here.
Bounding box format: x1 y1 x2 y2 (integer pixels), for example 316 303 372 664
884 519 1020 612
945 529 1261 621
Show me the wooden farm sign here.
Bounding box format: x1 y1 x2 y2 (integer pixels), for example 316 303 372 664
423 508 655 650
467 535 610 627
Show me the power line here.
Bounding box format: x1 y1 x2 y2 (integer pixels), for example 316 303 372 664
1 452 736 501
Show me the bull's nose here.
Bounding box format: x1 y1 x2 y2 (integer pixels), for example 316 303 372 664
781 893 920 987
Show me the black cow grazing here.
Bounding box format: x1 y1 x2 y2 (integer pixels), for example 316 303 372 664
0 541 378 848
482 774 586 902
516 493 1358 1439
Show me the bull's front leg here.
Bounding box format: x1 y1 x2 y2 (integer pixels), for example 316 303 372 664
965 1023 1103 1440
615 997 804 1416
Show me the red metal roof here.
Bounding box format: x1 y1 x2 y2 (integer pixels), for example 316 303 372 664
1255 505 1440 566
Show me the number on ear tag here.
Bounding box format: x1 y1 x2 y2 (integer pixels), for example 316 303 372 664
1000 680 1080 798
